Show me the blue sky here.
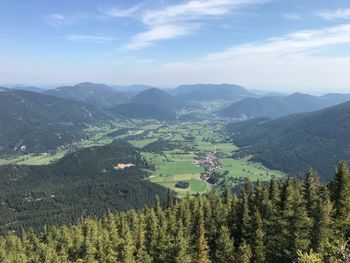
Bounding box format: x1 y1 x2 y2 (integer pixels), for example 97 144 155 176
1 0 350 93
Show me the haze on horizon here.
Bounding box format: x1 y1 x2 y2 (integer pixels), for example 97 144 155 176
1 0 350 93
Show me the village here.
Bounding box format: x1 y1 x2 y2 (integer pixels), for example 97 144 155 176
194 150 223 182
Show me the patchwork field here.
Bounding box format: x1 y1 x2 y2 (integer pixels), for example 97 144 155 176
0 118 285 196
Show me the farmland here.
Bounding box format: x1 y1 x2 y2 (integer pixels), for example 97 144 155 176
0 118 285 196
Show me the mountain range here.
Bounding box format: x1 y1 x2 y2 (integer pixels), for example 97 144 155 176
171 84 257 101
45 82 130 108
220 92 350 119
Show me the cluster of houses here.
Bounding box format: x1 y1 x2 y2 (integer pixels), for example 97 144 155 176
194 150 222 181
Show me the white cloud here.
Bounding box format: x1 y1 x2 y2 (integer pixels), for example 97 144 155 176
99 5 141 18
125 24 193 50
44 13 86 28
114 23 350 92
103 0 267 50
282 13 302 21
317 8 350 21
65 35 119 43
205 24 350 60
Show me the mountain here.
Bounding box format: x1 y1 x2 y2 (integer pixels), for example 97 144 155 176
12 86 44 93
0 141 168 232
45 82 129 108
172 84 257 101
112 88 181 120
113 102 176 121
226 101 350 181
0 89 118 156
131 88 183 112
220 92 350 119
112 84 157 94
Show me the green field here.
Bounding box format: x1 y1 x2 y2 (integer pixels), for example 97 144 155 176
0 118 286 196
132 121 285 196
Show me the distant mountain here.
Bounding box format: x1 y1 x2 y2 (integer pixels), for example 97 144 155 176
172 84 257 101
226 101 350 181
45 82 129 108
131 88 183 112
112 84 157 94
113 102 176 121
220 92 350 119
0 141 167 232
11 86 44 93
112 88 181 120
0 89 118 156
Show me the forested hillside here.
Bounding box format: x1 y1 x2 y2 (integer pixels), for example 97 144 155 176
1 161 350 263
113 103 177 121
220 93 350 119
0 141 167 233
45 82 130 108
0 90 119 156
226 102 350 180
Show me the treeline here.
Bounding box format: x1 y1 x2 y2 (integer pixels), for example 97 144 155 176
2 161 350 262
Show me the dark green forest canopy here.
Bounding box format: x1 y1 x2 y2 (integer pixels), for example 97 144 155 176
1 161 350 263
225 101 350 181
0 141 167 233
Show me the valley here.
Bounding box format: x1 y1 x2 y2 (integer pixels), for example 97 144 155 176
0 116 285 197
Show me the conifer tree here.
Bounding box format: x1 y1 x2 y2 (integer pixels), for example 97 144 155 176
215 225 235 263
196 203 211 263
304 168 321 218
238 242 252 263
119 218 135 263
251 210 265 263
330 161 350 218
175 222 192 263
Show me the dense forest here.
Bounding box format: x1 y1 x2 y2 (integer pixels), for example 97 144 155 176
1 161 350 262
0 141 167 233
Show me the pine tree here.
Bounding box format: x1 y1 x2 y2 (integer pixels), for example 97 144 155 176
175 222 192 263
304 168 321 218
196 203 211 263
238 242 252 263
329 161 350 238
288 186 312 261
311 187 333 253
236 190 250 247
135 213 151 263
251 210 265 263
215 225 235 263
119 218 135 263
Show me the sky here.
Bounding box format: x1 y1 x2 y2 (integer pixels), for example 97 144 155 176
1 0 350 93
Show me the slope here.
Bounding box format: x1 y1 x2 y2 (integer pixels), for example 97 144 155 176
0 141 167 232
45 82 129 108
0 89 118 156
226 101 350 181
220 92 350 118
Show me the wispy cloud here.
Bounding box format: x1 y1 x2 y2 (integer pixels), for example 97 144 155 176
44 13 86 28
99 4 141 18
126 24 194 50
65 35 119 43
206 24 350 60
282 13 302 21
102 0 267 50
317 8 350 21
